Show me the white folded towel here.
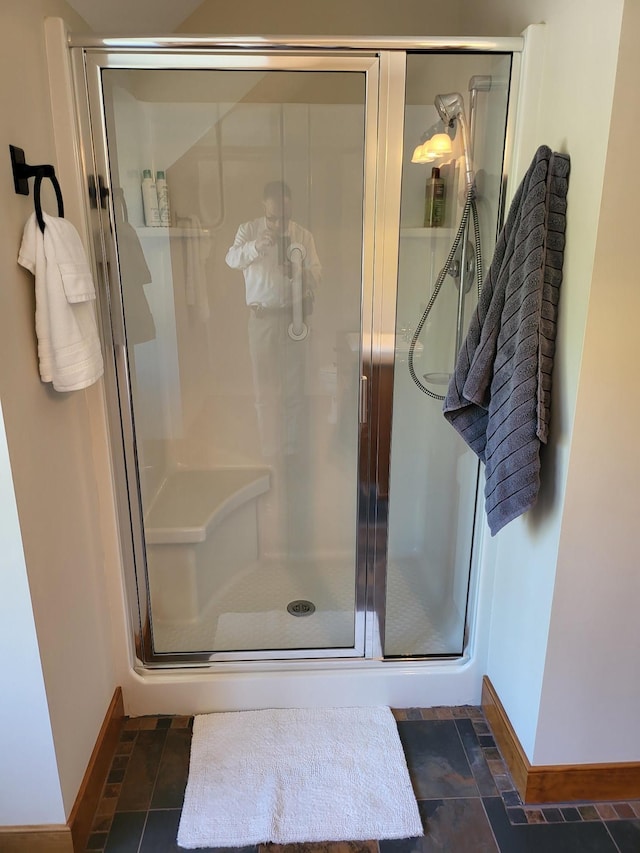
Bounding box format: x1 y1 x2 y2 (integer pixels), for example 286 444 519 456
18 213 104 392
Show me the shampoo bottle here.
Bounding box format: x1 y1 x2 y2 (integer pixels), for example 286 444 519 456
141 169 160 226
156 170 171 226
424 166 446 228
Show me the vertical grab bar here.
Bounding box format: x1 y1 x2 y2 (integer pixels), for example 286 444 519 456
287 243 308 341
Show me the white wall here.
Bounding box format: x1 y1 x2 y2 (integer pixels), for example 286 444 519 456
460 0 627 762
0 0 117 821
0 404 65 825
534 0 640 765
178 0 463 36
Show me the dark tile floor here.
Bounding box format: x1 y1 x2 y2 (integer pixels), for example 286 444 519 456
86 707 640 853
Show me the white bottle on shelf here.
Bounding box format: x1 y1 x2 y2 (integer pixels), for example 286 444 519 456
156 170 171 226
141 169 160 226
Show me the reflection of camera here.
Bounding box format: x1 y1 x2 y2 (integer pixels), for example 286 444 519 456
278 235 292 278
277 235 291 266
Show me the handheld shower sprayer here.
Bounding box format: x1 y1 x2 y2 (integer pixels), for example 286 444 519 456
408 86 484 400
434 92 474 188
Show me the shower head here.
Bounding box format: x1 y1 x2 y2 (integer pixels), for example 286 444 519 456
434 92 466 126
434 92 474 188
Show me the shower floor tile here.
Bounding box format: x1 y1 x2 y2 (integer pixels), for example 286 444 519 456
150 554 459 657
151 556 356 653
84 707 637 853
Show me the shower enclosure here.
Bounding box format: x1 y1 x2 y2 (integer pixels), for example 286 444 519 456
71 37 516 666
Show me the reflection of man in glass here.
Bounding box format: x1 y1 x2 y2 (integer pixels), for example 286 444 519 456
226 181 321 457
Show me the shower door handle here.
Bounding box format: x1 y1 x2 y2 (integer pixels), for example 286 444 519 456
88 174 109 209
359 375 368 424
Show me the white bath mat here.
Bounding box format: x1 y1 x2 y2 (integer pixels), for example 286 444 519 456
177 706 423 849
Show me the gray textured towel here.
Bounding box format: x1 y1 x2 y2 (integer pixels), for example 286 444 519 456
443 145 570 535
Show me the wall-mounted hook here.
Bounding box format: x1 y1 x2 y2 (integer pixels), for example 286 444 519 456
10 144 64 232
10 145 55 193
11 145 31 195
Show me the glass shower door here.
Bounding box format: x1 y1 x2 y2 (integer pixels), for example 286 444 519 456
384 52 512 656
85 54 377 661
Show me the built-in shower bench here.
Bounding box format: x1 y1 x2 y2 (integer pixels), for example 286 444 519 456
145 467 271 545
144 467 271 622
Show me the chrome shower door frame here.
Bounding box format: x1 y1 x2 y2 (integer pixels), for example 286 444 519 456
70 36 523 668
74 45 383 665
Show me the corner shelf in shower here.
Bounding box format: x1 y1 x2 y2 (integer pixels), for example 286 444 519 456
145 467 270 545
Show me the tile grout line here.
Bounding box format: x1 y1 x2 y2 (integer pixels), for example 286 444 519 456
601 819 624 853
479 796 503 853
135 809 152 853
451 715 483 800
148 720 171 813
134 718 173 852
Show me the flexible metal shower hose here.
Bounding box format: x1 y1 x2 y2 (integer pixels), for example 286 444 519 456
408 184 483 400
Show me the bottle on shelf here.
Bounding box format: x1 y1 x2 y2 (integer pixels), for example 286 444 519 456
424 166 446 228
141 169 160 227
156 170 171 226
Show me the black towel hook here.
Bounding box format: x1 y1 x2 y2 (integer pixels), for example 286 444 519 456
33 169 64 233
10 144 65 233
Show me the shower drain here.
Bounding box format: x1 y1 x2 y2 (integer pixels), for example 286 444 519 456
287 600 316 617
